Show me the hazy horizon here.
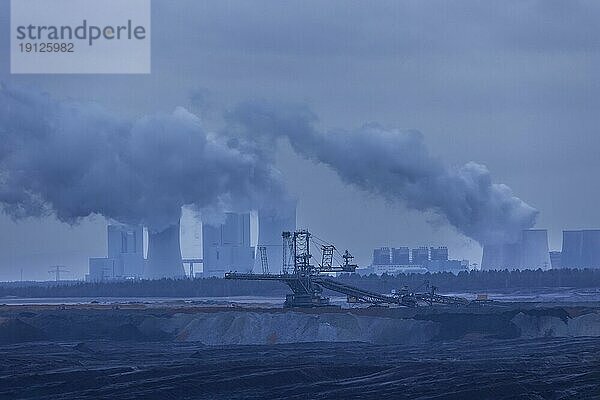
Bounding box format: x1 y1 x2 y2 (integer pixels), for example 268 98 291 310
1 0 599 281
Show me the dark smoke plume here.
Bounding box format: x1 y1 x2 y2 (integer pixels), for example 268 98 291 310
226 102 538 245
0 85 285 232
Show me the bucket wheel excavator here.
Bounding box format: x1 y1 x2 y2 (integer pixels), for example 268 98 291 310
225 229 469 308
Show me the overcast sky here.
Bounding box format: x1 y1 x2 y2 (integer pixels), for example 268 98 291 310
1 0 599 280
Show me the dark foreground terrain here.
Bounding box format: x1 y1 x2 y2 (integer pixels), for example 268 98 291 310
1 338 599 399
1 302 600 399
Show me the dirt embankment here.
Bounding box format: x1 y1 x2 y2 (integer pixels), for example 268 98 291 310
1 305 600 345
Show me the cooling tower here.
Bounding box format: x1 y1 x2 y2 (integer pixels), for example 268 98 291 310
257 204 296 273
481 242 520 270
581 230 600 268
482 229 550 270
481 244 501 270
145 222 185 279
562 230 600 268
520 229 551 270
561 230 583 268
549 251 562 269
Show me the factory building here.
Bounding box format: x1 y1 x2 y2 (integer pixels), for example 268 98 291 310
411 247 429 266
391 247 410 264
202 213 255 278
426 246 466 273
373 247 391 265
430 247 449 262
428 259 468 273
561 230 600 268
481 229 551 270
371 247 418 275
368 244 466 275
87 224 145 281
256 205 296 273
372 264 428 275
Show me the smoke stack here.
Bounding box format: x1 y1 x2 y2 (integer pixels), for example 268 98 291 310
145 221 185 279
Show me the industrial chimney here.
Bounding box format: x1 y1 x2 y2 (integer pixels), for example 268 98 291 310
145 221 185 279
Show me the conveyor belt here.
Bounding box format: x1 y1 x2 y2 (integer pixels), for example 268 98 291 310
225 272 469 307
312 276 403 305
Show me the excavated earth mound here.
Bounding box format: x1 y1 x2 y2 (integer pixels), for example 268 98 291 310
0 304 599 345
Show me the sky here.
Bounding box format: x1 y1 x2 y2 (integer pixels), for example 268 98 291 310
0 0 599 280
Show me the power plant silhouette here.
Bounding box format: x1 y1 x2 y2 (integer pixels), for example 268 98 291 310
87 205 297 281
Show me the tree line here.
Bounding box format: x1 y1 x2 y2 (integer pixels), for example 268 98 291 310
1 268 599 298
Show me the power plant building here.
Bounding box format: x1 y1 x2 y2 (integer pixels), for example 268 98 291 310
430 247 449 262
87 224 145 281
391 247 410 264
373 247 391 265
411 247 429 266
369 244 466 275
256 205 296 273
202 213 255 278
372 247 419 275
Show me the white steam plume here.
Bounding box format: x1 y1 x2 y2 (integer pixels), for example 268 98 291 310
0 85 286 232
226 101 538 245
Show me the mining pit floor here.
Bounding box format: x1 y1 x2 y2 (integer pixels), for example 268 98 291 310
1 301 600 399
